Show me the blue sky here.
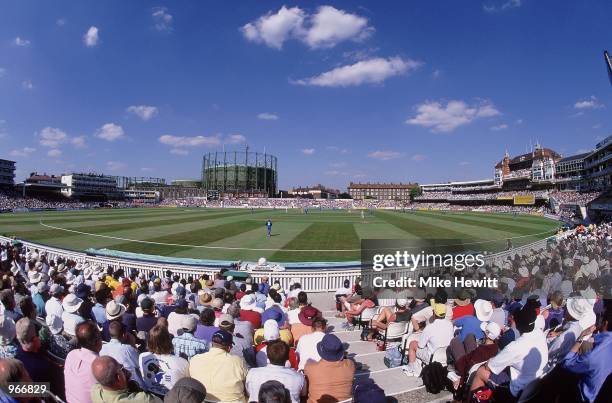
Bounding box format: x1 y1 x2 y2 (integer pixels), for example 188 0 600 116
1 0 611 190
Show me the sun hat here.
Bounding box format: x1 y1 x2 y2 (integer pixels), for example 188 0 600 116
579 310 596 329
49 284 64 296
34 261 42 270
211 329 233 346
566 298 592 322
219 314 234 326
46 314 63 335
298 306 320 326
433 303 447 317
105 300 127 320
518 267 529 277
262 307 284 325
181 315 198 333
211 298 224 310
36 282 49 294
27 271 42 284
317 334 344 362
239 294 257 311
56 264 66 273
263 319 280 341
480 321 501 340
396 299 408 308
199 292 212 306
164 377 207 403
62 294 83 314
474 299 493 322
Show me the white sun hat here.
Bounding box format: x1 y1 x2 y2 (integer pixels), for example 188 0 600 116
62 294 83 314
474 299 493 322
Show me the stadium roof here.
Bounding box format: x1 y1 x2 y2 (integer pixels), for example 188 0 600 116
557 152 592 163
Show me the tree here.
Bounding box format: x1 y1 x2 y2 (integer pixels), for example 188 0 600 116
409 187 422 201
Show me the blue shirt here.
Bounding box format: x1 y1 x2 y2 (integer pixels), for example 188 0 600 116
266 221 272 229
562 331 612 403
32 293 46 318
454 315 484 342
172 332 209 360
91 303 106 325
99 339 143 387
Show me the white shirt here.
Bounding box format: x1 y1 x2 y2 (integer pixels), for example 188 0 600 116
151 290 169 304
412 306 434 324
139 352 189 395
287 309 301 325
61 312 85 336
296 331 325 370
45 297 63 318
488 329 548 397
546 320 582 367
418 318 454 355
246 364 304 403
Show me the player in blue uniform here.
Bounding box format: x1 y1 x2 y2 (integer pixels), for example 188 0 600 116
266 219 272 238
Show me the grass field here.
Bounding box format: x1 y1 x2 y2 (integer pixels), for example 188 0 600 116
0 208 561 262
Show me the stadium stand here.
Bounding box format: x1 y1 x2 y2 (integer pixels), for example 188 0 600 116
0 220 609 402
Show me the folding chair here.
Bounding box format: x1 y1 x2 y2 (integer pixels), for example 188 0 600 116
380 321 409 350
356 306 377 330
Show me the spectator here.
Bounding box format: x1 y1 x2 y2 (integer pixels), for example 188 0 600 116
62 294 86 337
14 318 46 382
32 282 48 317
139 324 189 395
91 289 109 326
100 321 143 388
0 303 17 359
304 334 355 403
172 315 209 360
0 291 21 323
404 303 454 376
0 359 32 401
45 284 64 319
255 307 293 346
291 305 320 344
258 380 292 403
90 356 162 403
136 297 158 335
239 294 262 329
369 298 410 340
164 377 207 403
450 299 493 363
45 314 73 359
167 299 191 337
247 340 306 403
218 313 256 367
64 320 102 403
296 317 327 370
189 330 248 402
469 303 548 399
256 320 299 369
193 308 219 344
227 302 253 343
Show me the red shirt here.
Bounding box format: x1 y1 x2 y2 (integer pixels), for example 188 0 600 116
240 309 261 329
452 304 475 320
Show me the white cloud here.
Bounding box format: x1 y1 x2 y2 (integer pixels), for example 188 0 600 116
47 149 62 158
39 127 68 147
329 162 347 168
411 154 426 162
574 95 604 110
71 136 87 148
127 105 159 121
241 5 372 50
152 7 173 31
140 167 153 172
241 6 305 49
368 150 403 161
257 112 280 120
491 123 509 131
515 118 524 124
406 100 501 132
483 0 522 13
159 134 221 147
432 69 441 79
21 80 34 90
83 26 99 47
56 18 67 27
106 161 127 171
170 148 189 156
304 6 373 49
10 147 36 157
225 134 247 144
14 37 30 47
301 148 315 155
95 123 124 141
293 57 421 87
0 68 6 78
459 161 471 166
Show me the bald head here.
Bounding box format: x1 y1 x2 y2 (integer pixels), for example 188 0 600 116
0 359 30 386
91 356 125 390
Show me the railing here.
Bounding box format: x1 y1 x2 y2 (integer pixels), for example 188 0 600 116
1 231 559 292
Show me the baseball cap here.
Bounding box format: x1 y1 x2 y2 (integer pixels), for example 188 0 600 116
211 329 233 346
433 303 447 317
